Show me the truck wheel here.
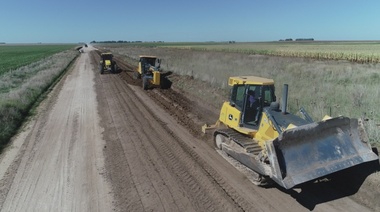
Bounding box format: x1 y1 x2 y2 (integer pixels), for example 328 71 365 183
99 65 104 74
142 77 149 90
110 64 115 74
111 63 117 73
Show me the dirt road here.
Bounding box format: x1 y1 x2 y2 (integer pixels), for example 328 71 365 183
0 48 112 211
0 47 375 211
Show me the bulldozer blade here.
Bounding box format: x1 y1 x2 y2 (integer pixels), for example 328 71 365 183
266 116 378 189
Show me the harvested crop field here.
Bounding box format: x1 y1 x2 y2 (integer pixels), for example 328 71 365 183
0 46 379 211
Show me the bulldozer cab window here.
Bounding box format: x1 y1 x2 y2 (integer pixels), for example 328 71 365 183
262 85 275 106
230 85 245 110
243 86 260 126
242 85 274 127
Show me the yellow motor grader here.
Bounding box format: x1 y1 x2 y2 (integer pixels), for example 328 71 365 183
203 76 378 189
99 53 118 74
133 55 162 90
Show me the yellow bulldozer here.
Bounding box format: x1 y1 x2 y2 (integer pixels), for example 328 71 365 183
133 55 163 90
203 76 378 189
99 52 118 74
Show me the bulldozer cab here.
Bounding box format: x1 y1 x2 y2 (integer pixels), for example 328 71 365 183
101 53 113 61
229 80 276 129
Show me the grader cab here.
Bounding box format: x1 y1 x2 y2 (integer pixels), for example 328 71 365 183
133 56 163 90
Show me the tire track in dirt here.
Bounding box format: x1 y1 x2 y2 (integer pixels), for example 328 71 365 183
93 51 246 211
104 52 289 211
0 50 113 212
104 77 193 211
111 80 236 211
114 57 213 140
111 55 265 211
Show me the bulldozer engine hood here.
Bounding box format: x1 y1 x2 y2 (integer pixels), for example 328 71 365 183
263 107 312 133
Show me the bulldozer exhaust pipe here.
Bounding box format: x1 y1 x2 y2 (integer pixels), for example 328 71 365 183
282 84 288 114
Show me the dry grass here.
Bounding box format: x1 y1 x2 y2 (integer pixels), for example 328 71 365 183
96 44 380 146
168 41 380 63
0 50 78 149
97 41 380 63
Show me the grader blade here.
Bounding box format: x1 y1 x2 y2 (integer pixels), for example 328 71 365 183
266 116 378 189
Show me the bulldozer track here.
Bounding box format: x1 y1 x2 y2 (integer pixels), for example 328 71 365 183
216 128 262 154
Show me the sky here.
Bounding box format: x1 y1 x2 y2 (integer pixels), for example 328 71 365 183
0 0 379 43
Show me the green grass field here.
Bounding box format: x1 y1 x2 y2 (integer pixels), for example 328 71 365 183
0 45 78 150
0 44 75 75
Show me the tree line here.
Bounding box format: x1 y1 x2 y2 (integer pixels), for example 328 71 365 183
90 40 165 44
279 38 314 42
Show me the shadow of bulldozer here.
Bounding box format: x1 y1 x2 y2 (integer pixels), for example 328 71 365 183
279 147 380 210
160 71 173 89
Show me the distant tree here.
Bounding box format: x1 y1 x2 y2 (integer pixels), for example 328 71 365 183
295 38 314 41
